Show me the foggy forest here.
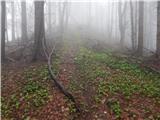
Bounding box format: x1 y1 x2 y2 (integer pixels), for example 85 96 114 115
1 0 160 119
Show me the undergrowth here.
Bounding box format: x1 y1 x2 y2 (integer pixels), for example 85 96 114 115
1 63 58 119
74 47 160 100
1 80 49 119
71 47 160 119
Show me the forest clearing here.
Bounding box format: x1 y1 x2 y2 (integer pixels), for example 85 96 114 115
1 0 160 120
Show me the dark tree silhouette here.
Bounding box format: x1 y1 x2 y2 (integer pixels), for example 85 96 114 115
32 1 45 61
1 1 6 62
21 0 28 43
130 0 135 51
118 1 127 48
137 1 144 55
11 1 15 41
157 1 160 57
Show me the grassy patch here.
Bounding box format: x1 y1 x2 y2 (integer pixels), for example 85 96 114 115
24 65 49 81
1 95 19 117
75 47 160 99
1 64 54 119
107 72 160 98
23 81 49 107
73 48 109 94
1 80 49 119
107 74 141 98
106 98 121 118
95 80 108 103
2 44 63 119
24 54 61 82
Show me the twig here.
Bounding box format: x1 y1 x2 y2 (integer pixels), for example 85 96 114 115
6 57 16 62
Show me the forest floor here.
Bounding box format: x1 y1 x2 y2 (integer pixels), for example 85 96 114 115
1 34 160 120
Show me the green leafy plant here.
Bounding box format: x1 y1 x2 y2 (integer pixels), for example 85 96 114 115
106 99 121 118
23 81 49 107
1 97 10 117
95 80 108 102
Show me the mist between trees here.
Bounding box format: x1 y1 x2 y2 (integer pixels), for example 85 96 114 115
1 0 160 63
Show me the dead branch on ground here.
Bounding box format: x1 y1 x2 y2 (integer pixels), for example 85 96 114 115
42 37 80 112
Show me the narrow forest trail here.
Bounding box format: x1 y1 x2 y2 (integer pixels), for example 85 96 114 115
57 42 78 88
31 40 81 120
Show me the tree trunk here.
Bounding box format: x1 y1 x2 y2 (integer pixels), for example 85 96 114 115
137 1 144 55
156 1 160 57
118 1 127 49
118 2 123 47
21 1 28 43
65 1 69 30
11 1 15 41
130 0 135 50
48 1 52 34
1 1 6 63
134 1 138 49
32 1 45 61
109 2 114 40
59 2 66 40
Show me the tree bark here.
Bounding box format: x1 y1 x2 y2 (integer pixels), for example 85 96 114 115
21 0 28 43
32 1 45 61
48 0 52 34
109 2 114 40
137 1 144 55
1 1 6 63
11 1 15 41
118 1 127 49
59 2 66 39
156 1 160 57
65 1 69 30
135 1 138 49
130 0 135 50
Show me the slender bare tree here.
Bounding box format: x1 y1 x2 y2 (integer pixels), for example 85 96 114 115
21 0 28 43
108 2 114 40
118 1 127 48
58 1 67 40
48 0 52 33
156 1 160 57
137 1 144 55
134 1 138 49
130 0 135 50
1 1 6 62
11 1 15 41
64 0 69 30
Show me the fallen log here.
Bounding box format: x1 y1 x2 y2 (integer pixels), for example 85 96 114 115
42 37 80 113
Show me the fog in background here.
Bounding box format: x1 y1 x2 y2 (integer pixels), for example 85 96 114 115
1 0 159 55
